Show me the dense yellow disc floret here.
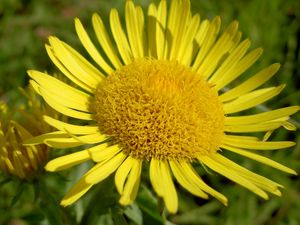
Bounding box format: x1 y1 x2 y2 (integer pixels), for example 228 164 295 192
94 59 224 160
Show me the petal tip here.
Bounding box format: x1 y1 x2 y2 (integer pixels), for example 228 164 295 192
60 199 71 207
27 70 34 77
272 63 281 70
44 163 55 172
119 196 132 206
290 169 298 176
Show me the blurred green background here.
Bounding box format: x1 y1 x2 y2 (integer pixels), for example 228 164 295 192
0 0 299 224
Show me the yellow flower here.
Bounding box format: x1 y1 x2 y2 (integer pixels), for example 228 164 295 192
0 87 51 180
27 0 298 213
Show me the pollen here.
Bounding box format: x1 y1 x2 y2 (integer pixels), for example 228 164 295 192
94 59 225 161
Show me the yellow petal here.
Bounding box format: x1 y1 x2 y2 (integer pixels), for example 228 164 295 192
45 45 93 93
197 21 240 79
61 176 93 206
180 162 228 205
224 122 282 133
24 131 70 145
85 152 126 184
135 6 147 56
45 150 90 172
110 9 132 64
215 48 263 91
45 133 106 148
169 160 209 199
28 70 91 112
75 18 113 75
193 19 210 54
223 85 285 114
149 158 163 196
49 37 104 87
44 138 83 148
222 145 297 175
39 87 89 113
229 31 242 52
209 39 250 83
29 80 41 95
39 87 93 120
224 134 259 141
168 0 190 60
192 16 221 71
147 3 157 57
44 116 99 135
223 135 295 150
89 144 121 162
200 155 269 199
155 0 167 59
115 156 136 194
125 0 144 58
177 14 200 65
92 13 122 69
220 63 280 102
160 160 178 214
225 106 300 125
263 130 273 141
211 154 283 195
119 159 142 205
194 19 210 46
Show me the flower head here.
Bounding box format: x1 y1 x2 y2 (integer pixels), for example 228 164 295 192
28 0 298 213
0 87 52 180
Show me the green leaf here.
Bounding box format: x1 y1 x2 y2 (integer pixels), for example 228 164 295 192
124 204 143 225
136 185 164 225
79 177 119 225
170 201 220 225
21 211 45 224
98 214 114 225
112 211 128 225
0 177 11 187
37 180 75 225
10 181 25 206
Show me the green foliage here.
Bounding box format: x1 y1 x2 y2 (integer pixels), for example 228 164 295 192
0 0 299 224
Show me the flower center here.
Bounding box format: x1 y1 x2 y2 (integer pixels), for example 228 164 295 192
94 59 224 161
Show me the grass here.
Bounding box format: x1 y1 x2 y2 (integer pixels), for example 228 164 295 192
0 0 299 224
